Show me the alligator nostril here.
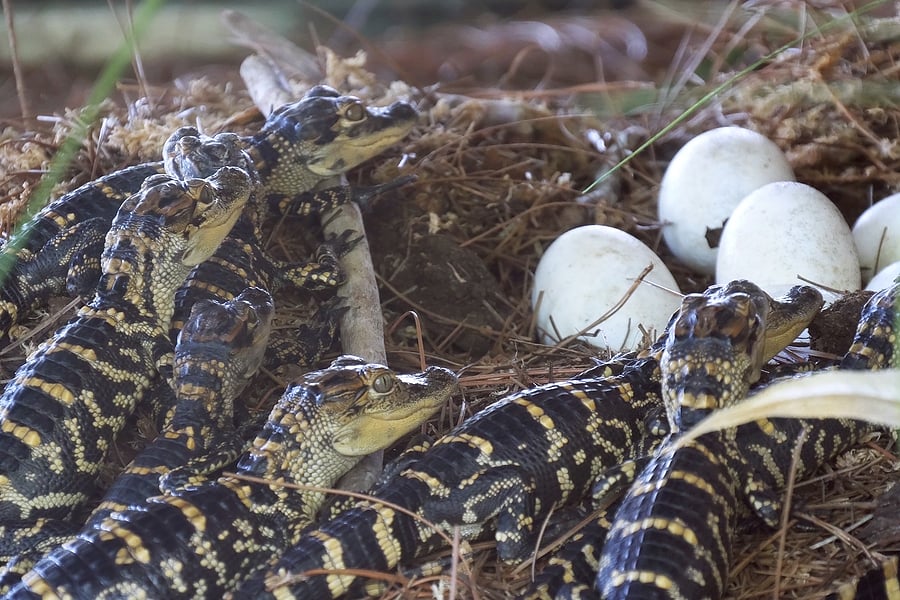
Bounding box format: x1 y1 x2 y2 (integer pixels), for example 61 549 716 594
386 102 418 120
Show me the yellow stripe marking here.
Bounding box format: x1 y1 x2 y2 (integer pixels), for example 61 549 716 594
619 517 699 546
20 377 76 406
167 497 207 533
1 420 42 447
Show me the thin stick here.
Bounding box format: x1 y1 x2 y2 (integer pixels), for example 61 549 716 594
774 427 808 599
2 0 30 120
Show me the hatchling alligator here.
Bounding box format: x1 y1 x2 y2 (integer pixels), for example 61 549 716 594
0 85 417 346
0 167 252 561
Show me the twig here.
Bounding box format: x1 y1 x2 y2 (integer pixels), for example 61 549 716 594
774 426 808 599
2 0 29 120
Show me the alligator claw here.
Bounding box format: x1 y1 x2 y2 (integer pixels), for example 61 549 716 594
352 174 417 211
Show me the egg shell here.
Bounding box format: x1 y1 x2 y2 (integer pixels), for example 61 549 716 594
852 192 900 285
531 225 682 352
715 181 861 295
865 261 900 292
658 127 795 276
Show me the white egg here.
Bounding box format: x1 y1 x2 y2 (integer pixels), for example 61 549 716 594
852 192 900 285
865 261 900 292
715 181 861 296
531 225 682 352
658 127 795 276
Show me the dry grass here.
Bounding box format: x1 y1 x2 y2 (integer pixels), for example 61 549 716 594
1 1 899 598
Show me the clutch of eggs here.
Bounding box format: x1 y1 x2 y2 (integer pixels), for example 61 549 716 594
658 126 861 298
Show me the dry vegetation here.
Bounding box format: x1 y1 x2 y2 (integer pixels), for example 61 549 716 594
1 1 899 598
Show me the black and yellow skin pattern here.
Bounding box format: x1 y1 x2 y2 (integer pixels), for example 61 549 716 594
595 282 775 600
0 287 274 589
823 281 900 600
250 84 418 216
89 286 274 525
0 85 417 343
519 284 887 600
517 283 824 600
829 558 900 600
516 471 631 600
0 163 164 342
0 126 246 345
160 126 353 366
839 281 899 372
7 356 458 599
128 87 417 364
0 167 251 562
230 354 664 600
594 281 884 600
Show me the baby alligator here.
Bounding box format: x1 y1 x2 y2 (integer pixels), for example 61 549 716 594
231 356 665 599
0 167 252 560
90 286 274 524
8 356 458 599
0 85 417 343
161 126 352 371
593 281 884 600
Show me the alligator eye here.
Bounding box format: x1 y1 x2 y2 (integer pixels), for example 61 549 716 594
344 102 365 122
372 373 393 394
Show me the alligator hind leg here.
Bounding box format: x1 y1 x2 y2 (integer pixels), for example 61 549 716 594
62 218 110 299
158 430 249 494
0 518 82 591
421 466 539 562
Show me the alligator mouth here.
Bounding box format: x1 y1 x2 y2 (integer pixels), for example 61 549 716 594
331 366 458 456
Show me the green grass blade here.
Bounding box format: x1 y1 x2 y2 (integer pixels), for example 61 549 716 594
0 0 166 285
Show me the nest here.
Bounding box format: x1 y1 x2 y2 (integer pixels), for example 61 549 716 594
1 1 899 598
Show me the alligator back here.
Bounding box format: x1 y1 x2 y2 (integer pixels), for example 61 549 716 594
0 163 163 340
0 276 173 526
6 163 163 257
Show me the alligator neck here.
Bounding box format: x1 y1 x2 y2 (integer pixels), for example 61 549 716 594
247 131 323 198
231 385 360 529
93 216 190 328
